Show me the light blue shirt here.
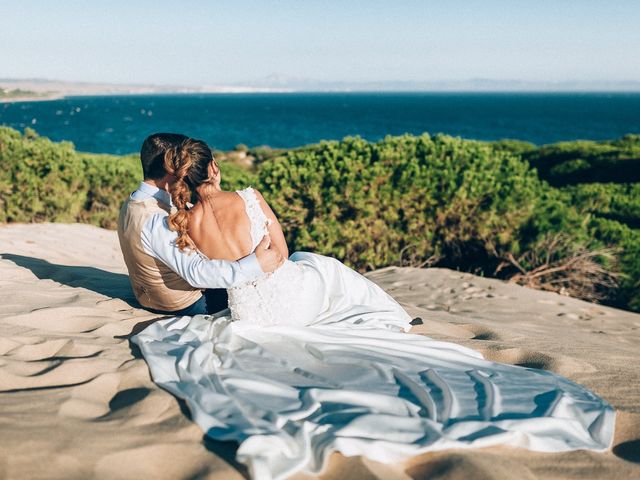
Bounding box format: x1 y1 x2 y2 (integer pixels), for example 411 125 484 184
132 182 263 289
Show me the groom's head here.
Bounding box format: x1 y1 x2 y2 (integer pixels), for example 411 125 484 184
140 133 189 180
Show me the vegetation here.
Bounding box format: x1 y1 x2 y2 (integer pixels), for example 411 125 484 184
521 135 640 186
563 183 640 310
0 88 43 99
0 126 638 312
0 127 255 229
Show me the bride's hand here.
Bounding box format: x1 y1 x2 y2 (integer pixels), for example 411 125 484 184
255 234 284 273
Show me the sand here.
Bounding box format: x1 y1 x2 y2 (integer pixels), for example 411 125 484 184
0 222 638 480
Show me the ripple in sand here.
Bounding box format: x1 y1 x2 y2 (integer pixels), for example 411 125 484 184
0 357 124 392
93 443 239 480
405 451 537 480
6 338 104 361
2 306 129 333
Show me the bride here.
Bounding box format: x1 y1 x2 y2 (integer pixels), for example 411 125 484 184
162 137 411 330
133 138 615 480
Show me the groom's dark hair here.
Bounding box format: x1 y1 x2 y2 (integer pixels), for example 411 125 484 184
140 133 189 180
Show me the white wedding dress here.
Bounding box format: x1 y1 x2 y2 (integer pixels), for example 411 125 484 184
225 187 410 330
132 187 615 480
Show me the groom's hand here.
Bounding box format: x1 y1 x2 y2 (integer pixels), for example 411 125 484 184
255 235 284 273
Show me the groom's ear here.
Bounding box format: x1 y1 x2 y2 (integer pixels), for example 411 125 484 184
161 173 176 188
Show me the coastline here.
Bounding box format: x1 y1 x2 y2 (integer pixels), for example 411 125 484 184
0 94 65 104
3 82 640 106
0 84 297 105
3 78 640 105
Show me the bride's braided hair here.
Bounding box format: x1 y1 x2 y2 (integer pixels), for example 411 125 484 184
164 138 216 251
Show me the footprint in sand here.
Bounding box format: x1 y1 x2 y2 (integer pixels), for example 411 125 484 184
458 323 503 341
486 347 556 370
580 306 609 317
477 346 596 376
537 299 565 306
406 311 479 340
557 312 593 321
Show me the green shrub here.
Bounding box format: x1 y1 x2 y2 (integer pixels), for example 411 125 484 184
559 183 640 309
0 127 256 228
219 161 258 191
0 127 88 223
524 135 640 186
491 139 536 156
563 183 640 229
78 152 141 228
587 217 640 310
260 134 550 272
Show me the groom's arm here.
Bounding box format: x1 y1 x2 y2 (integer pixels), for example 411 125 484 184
141 213 263 289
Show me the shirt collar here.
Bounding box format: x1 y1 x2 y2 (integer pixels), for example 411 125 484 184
134 181 173 206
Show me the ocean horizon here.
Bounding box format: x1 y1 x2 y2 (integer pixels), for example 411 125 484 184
1 92 639 154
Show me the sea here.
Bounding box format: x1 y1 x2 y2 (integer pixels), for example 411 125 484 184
1 92 639 155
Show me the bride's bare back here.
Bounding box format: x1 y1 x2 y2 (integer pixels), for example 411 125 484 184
187 188 288 262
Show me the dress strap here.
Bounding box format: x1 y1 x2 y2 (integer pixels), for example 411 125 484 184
236 187 273 251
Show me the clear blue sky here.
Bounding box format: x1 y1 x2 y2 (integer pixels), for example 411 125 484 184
1 0 639 85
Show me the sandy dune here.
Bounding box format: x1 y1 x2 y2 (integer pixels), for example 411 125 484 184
1 223 638 479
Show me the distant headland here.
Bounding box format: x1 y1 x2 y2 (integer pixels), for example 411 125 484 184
0 78 294 103
2 77 640 103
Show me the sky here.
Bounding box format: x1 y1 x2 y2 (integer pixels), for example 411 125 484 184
1 0 639 86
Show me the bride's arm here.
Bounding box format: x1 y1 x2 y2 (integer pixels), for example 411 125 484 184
253 189 289 259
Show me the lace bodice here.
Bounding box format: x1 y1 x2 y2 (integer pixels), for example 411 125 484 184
234 187 273 252
227 187 321 327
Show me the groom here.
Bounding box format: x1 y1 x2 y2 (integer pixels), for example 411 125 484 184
117 133 283 315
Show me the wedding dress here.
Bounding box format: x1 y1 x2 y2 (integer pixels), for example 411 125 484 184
132 187 615 480
226 187 410 329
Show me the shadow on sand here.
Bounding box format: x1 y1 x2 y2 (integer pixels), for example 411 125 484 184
1 253 139 307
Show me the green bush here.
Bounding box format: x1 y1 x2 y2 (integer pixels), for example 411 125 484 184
78 152 141 228
0 127 255 228
258 134 638 310
587 217 640 310
559 183 640 309
0 127 88 223
563 183 640 229
524 135 640 186
219 160 258 192
260 134 551 272
491 139 536 156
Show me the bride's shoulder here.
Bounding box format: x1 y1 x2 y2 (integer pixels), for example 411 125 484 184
235 185 257 196
235 186 265 203
234 186 272 217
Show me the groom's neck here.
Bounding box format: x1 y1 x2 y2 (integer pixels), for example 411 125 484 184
143 178 170 192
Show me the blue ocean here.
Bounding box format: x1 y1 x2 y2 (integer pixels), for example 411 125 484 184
1 92 639 154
